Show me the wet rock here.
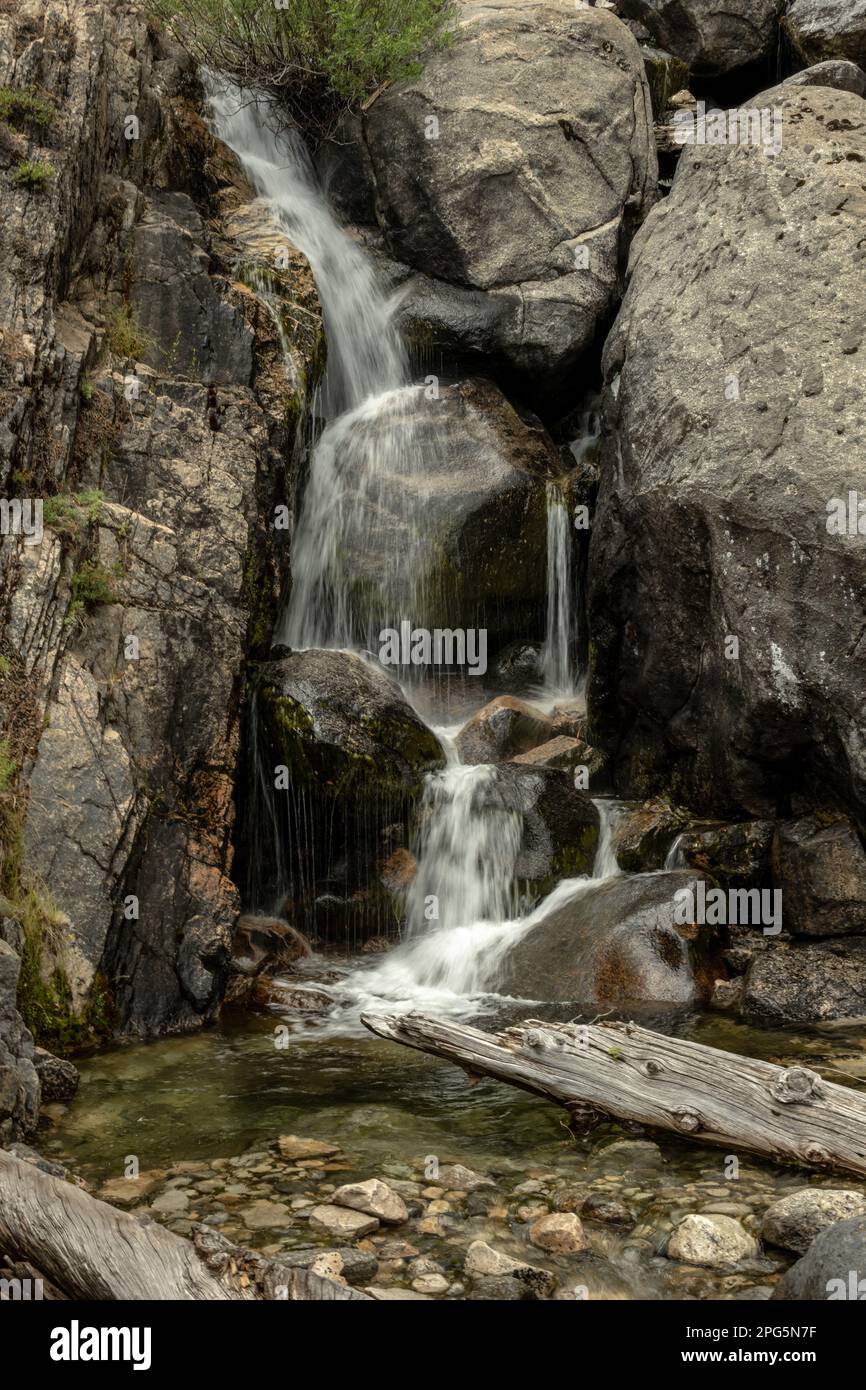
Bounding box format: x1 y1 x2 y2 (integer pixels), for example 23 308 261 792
742 938 866 1026
467 1274 541 1301
455 697 554 766
309 1204 380 1240
489 765 600 889
435 1164 495 1193
412 1273 449 1295
611 800 689 872
464 1241 556 1297
529 1212 587 1253
668 1214 758 1268
511 736 587 772
618 0 780 75
280 1134 341 1167
581 1193 636 1228
679 821 775 891
150 1189 190 1215
771 817 866 937
32 1049 79 1103
285 1246 378 1287
491 641 543 691
253 648 443 938
357 3 656 386
783 1 866 68
98 1172 163 1206
588 84 866 825
773 1215 866 1300
231 916 311 976
241 1199 292 1230
332 1178 408 1225
500 871 704 1005
762 1189 866 1254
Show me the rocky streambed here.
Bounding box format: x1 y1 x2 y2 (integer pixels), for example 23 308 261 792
34 1009 866 1300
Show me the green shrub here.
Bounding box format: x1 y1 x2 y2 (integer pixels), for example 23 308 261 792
43 490 104 540
0 85 54 130
71 559 122 608
0 738 14 792
12 159 54 189
106 304 154 361
152 0 454 139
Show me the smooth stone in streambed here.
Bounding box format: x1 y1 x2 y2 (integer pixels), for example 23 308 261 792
761 1189 866 1254
366 1287 433 1300
242 1200 292 1230
435 1163 495 1192
529 1212 587 1253
274 1246 378 1286
467 1275 540 1301
309 1204 380 1239
277 1135 340 1160
464 1240 556 1296
332 1178 408 1225
581 1193 636 1227
668 1214 758 1268
412 1273 449 1295
99 1171 164 1206
150 1188 190 1215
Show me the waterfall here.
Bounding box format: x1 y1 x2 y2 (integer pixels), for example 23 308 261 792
664 833 687 869
206 76 442 653
540 482 575 697
404 764 522 937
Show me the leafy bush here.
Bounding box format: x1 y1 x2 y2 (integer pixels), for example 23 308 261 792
71 559 122 608
0 85 54 131
43 490 104 540
152 0 454 139
106 305 154 361
12 159 54 189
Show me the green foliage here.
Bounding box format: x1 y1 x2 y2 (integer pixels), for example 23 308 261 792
15 889 116 1052
43 490 104 540
71 559 122 608
0 85 54 131
106 304 154 361
0 737 14 792
151 0 454 139
12 159 54 189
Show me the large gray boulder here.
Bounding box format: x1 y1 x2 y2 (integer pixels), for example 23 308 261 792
499 870 704 1004
762 1189 866 1254
351 1 656 383
771 816 866 936
742 938 866 1026
784 0 866 69
781 59 866 96
773 1214 866 1300
587 85 866 824
617 0 780 75
0 931 39 1143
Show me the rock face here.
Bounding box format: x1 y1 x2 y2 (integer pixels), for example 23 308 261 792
333 0 656 384
489 765 599 892
784 1 866 68
773 1214 866 1299
781 59 866 96
588 85 866 826
0 923 39 1142
0 2 324 1036
499 870 703 1005
762 1189 866 1254
742 937 866 1025
771 817 866 936
618 0 780 75
249 650 444 937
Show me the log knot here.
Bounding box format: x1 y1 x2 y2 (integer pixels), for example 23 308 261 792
771 1067 827 1105
672 1109 702 1133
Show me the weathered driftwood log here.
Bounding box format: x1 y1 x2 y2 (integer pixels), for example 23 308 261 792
362 1012 866 1179
0 1149 369 1300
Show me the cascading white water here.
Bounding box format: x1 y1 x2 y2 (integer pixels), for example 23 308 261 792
206 76 404 416
207 77 438 651
308 797 624 1034
404 764 522 937
540 482 575 697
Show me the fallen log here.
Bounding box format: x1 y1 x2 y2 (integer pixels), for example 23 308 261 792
362 1012 866 1179
0 1149 369 1300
